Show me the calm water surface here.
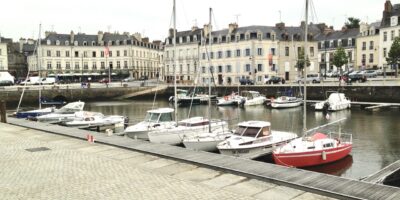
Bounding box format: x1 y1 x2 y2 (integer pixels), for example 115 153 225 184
71 100 400 179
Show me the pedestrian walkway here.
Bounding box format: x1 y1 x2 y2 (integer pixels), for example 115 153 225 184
0 123 334 200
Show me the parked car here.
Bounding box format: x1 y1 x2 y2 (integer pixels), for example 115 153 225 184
326 71 339 77
99 78 109 83
239 78 254 85
296 73 321 83
266 76 285 84
123 77 135 82
139 76 148 81
347 74 367 83
0 72 15 86
363 70 377 78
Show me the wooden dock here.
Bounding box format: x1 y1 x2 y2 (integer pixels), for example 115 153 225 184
7 118 400 200
364 160 400 184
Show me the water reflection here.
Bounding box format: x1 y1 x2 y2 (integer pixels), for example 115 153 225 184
304 155 353 176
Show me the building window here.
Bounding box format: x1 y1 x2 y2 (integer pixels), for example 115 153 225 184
84 62 88 70
218 66 223 73
124 50 127 56
384 32 387 42
66 51 70 57
202 66 206 73
257 64 263 72
245 48 250 56
179 65 183 73
117 50 120 57
202 53 206 60
226 50 231 58
124 61 128 69
101 62 105 69
348 39 353 46
271 48 276 56
101 51 104 57
310 47 314 57
245 64 251 72
75 62 80 70
285 47 289 56
56 51 60 57
210 52 214 59
92 51 96 57
66 62 70 70
257 48 263 56
75 51 79 57
109 51 112 57
362 42 366 50
236 49 241 57
83 51 88 57
47 62 52 70
117 61 121 69
369 41 374 50
56 62 61 69
362 54 366 64
348 51 352 61
369 54 374 63
218 51 223 59
226 65 232 73
47 50 51 57
92 62 97 70
383 48 387 58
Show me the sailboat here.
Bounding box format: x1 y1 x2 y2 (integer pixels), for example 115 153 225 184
149 6 228 146
272 0 353 167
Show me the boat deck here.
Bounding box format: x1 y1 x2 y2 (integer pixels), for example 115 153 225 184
8 117 400 200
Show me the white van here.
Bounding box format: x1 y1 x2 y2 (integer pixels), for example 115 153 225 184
296 73 321 84
40 77 56 85
20 76 41 85
0 72 14 86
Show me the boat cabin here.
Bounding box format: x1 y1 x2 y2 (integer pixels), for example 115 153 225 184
178 117 210 127
144 108 174 123
242 91 261 100
233 121 271 138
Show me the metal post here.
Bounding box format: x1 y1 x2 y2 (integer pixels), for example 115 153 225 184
173 0 178 126
303 0 309 135
0 100 7 123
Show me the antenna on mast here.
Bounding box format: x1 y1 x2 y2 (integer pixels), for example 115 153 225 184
234 14 241 24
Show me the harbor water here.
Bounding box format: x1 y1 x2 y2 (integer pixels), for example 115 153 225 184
13 99 400 180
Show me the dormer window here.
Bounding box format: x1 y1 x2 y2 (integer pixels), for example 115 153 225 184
257 33 262 40
193 35 197 42
187 36 190 43
74 41 78 46
108 41 112 46
271 33 276 41
92 41 96 46
245 34 250 40
65 41 69 45
236 34 240 42
47 40 51 45
179 37 183 44
330 40 334 48
83 41 87 46
123 40 127 45
338 39 342 47
348 38 353 46
56 40 60 45
391 16 398 27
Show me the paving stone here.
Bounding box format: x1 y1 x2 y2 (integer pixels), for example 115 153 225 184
293 192 338 200
201 174 247 189
173 167 221 182
153 162 198 176
139 158 178 170
254 185 305 200
224 179 277 197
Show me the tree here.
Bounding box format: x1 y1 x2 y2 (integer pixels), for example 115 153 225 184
332 47 348 74
387 37 400 78
345 17 360 29
296 48 310 76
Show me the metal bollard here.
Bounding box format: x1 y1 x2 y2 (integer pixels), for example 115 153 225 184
0 100 7 123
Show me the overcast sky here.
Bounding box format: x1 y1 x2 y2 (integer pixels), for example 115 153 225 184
0 0 386 41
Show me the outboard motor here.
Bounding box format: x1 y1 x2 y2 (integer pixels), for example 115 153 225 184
323 102 330 113
239 98 246 107
124 117 129 129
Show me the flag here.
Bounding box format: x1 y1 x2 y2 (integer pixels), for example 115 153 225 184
105 45 110 56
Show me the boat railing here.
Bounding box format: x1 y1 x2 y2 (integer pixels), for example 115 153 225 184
328 132 353 144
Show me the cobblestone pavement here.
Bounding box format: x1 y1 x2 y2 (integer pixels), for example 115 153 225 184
0 123 335 200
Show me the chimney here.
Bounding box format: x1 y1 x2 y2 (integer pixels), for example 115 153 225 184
168 28 175 38
275 22 285 30
97 31 104 43
142 37 149 43
152 40 161 46
133 32 142 41
19 38 25 53
228 23 238 34
385 0 393 12
300 21 306 29
324 27 334 35
203 24 211 38
191 26 198 32
70 31 75 43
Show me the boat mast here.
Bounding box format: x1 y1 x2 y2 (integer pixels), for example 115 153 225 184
303 0 309 134
38 23 42 109
208 7 212 133
173 0 178 126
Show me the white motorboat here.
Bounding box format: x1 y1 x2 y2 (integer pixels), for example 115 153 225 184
124 108 175 140
65 114 125 129
168 89 189 102
148 117 227 145
315 93 351 111
239 91 266 106
217 121 298 159
17 101 85 119
217 92 243 106
183 130 233 152
271 96 303 108
36 110 96 124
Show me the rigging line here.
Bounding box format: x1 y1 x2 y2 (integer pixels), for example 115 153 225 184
179 0 190 30
310 0 319 24
212 9 219 32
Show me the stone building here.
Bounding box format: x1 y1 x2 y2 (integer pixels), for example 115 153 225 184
316 27 359 74
356 22 381 70
0 37 9 72
163 22 324 85
27 31 161 80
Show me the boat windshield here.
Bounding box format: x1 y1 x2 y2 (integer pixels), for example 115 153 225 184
159 113 173 122
178 120 209 127
234 126 261 137
144 113 160 122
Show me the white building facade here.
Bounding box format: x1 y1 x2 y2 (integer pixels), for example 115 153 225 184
0 39 8 71
28 31 161 80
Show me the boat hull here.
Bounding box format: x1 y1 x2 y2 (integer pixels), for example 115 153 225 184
273 144 352 167
218 139 291 159
271 100 302 108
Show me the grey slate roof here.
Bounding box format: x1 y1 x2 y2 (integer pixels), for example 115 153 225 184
315 28 359 41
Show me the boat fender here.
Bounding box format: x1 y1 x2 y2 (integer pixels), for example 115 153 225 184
153 124 160 128
322 151 327 160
